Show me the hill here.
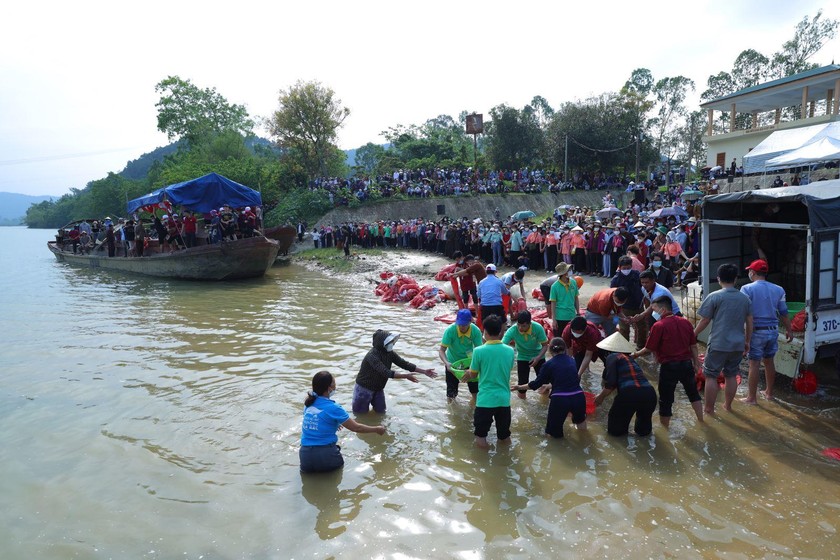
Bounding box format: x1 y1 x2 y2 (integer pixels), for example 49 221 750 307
0 192 55 225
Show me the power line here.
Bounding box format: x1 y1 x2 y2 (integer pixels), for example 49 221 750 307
567 135 635 153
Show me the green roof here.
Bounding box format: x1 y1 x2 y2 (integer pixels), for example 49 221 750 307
702 64 840 107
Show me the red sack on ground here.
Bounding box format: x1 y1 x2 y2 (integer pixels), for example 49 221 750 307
379 271 394 280
793 370 817 394
532 288 544 301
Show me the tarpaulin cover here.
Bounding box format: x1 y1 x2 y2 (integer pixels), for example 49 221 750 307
766 136 840 168
743 122 840 174
126 172 262 214
702 179 840 229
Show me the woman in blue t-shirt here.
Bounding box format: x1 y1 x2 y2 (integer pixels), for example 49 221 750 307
300 371 386 473
511 338 588 438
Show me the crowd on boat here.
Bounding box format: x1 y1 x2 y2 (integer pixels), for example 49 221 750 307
55 204 263 257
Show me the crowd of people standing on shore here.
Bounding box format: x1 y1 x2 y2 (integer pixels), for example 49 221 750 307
309 167 673 205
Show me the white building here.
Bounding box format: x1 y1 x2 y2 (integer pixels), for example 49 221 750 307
701 64 840 174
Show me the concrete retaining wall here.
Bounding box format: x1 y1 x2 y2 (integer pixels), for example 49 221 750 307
316 190 629 226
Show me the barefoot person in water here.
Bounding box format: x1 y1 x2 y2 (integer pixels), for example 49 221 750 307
693 264 753 414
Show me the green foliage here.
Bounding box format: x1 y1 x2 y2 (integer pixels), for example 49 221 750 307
268 81 350 179
546 93 656 176
295 247 384 274
380 114 475 172
354 142 386 175
155 76 254 146
262 187 333 228
484 104 543 169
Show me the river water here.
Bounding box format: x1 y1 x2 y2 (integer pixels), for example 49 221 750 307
2 227 839 559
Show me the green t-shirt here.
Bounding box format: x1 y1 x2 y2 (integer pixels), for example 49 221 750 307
501 322 548 361
441 323 483 363
469 340 515 408
549 278 579 321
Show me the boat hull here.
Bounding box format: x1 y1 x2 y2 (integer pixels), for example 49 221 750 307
262 225 296 254
48 236 281 280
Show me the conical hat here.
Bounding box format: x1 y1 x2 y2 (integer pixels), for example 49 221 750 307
596 332 636 354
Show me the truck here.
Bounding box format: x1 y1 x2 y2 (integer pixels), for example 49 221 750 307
697 179 840 374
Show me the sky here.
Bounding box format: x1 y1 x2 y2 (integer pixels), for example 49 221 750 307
2 0 838 197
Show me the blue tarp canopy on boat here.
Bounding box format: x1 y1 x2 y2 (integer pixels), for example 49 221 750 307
126 172 262 214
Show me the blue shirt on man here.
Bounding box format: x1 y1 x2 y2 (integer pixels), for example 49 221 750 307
477 274 509 306
741 280 788 328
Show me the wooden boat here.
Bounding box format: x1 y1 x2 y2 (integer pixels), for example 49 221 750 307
48 233 281 280
262 225 296 255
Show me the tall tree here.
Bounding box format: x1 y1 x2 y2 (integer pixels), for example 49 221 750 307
650 76 695 176
155 76 254 146
354 142 386 175
772 10 839 77
485 104 543 170
268 81 350 179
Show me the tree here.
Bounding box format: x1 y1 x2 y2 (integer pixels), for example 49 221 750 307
155 76 254 146
649 76 695 181
268 81 350 179
772 11 839 77
354 142 386 175
484 104 543 170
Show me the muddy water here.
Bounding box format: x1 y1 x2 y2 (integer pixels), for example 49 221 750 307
2 227 839 559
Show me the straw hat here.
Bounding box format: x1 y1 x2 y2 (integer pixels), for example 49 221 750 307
596 332 636 354
571 226 584 232
555 262 571 275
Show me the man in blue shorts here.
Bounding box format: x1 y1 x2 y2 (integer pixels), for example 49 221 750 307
740 260 792 403
694 264 752 413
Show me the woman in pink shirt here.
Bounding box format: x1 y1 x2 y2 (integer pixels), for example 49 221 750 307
543 227 559 272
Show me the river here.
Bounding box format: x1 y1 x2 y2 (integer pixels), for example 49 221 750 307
2 227 839 559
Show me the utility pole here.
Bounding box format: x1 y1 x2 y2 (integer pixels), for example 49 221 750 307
635 132 640 182
564 133 568 183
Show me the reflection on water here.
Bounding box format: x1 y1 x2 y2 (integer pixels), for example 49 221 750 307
1 227 839 558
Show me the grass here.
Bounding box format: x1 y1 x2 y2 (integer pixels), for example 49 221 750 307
294 247 385 273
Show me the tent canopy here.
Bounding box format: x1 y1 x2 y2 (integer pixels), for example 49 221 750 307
743 122 840 174
126 173 262 214
702 179 840 229
765 136 840 168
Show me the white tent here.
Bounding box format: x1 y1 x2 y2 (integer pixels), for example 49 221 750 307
743 121 840 173
766 136 840 168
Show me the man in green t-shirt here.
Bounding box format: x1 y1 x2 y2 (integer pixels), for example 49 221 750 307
549 262 580 336
438 309 483 402
503 311 549 399
462 315 515 448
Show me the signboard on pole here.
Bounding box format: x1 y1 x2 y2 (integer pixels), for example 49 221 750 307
465 114 484 135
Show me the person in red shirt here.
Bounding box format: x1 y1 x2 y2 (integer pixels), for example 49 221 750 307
182 212 198 247
562 316 606 378
631 295 703 428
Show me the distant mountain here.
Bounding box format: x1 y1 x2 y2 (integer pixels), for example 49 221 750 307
0 192 55 225
119 136 280 180
119 142 184 180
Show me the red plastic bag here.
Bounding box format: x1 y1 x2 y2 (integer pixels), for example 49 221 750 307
791 310 807 332
532 288 544 301
793 370 817 394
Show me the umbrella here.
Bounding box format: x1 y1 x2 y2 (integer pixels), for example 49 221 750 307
556 204 574 211
512 210 536 220
648 206 688 219
680 189 704 202
595 207 622 220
